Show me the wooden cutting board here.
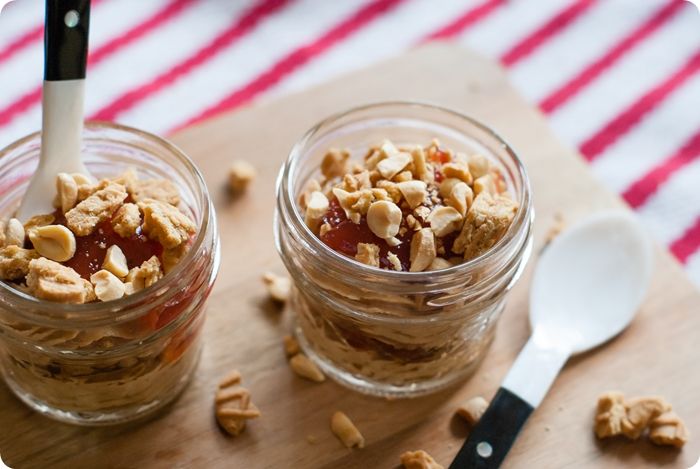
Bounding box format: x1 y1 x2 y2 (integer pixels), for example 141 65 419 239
1 44 699 469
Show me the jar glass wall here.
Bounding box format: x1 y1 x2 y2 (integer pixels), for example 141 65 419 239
0 122 220 424
275 103 533 398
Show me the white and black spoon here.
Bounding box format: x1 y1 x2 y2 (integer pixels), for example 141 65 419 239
449 211 653 468
16 0 91 221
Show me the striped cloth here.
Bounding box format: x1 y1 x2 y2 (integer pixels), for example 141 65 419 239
1 0 699 286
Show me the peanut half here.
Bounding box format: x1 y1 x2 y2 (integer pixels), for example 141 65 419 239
28 225 76 262
102 245 129 278
331 411 365 449
367 200 401 240
4 218 25 247
90 269 126 302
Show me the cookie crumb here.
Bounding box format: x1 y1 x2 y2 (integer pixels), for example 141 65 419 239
228 160 256 192
400 450 443 469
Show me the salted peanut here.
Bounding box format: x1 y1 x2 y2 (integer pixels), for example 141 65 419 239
26 258 89 303
304 191 329 233
446 181 473 217
0 246 39 280
332 188 362 224
262 272 291 303
377 152 412 180
413 205 431 222
376 180 402 204
473 174 497 196
215 370 260 437
331 411 364 448
283 335 300 357
442 162 472 185
299 178 322 209
411 146 432 183
594 391 628 438
351 190 374 216
409 228 436 272
319 222 332 237
355 170 372 190
90 269 126 302
55 172 79 213
428 206 463 237
400 450 443 469
453 194 517 260
355 243 380 267
66 183 128 236
468 154 490 179
219 370 242 388
397 180 427 209
649 412 689 448
367 200 402 240
112 203 141 238
102 245 129 278
341 173 360 192
456 396 489 425
28 225 76 262
428 257 453 271
132 178 181 205
394 170 413 183
139 198 196 249
4 218 25 247
379 140 400 158
387 251 402 271
162 242 189 275
126 256 163 292
289 353 325 382
622 396 670 439
321 149 349 179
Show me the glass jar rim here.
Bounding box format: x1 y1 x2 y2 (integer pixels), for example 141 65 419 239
0 121 213 324
279 101 533 281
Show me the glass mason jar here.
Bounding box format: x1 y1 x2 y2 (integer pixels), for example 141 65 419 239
0 122 220 424
275 103 533 398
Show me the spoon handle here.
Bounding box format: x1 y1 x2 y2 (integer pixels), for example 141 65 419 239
448 387 533 469
449 337 571 468
45 0 90 81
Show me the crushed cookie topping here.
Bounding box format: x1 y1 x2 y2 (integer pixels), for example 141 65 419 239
0 170 197 303
299 139 518 271
594 391 688 447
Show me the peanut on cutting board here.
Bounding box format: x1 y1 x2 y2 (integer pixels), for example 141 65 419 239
331 411 364 449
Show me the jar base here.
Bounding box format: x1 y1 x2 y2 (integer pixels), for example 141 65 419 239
295 325 492 399
2 349 201 426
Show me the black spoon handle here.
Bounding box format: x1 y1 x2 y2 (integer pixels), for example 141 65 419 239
449 387 534 469
45 0 91 81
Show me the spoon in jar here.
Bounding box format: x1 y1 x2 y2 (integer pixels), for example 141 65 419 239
449 210 653 469
16 0 92 221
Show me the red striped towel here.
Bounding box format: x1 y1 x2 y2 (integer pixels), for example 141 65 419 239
1 0 699 286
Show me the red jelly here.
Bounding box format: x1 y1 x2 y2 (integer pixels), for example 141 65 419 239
50 210 162 280
319 199 412 271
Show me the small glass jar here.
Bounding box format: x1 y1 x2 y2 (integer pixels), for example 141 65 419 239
275 103 533 398
0 122 220 424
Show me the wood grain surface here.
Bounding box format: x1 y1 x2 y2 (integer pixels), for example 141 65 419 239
1 44 698 469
